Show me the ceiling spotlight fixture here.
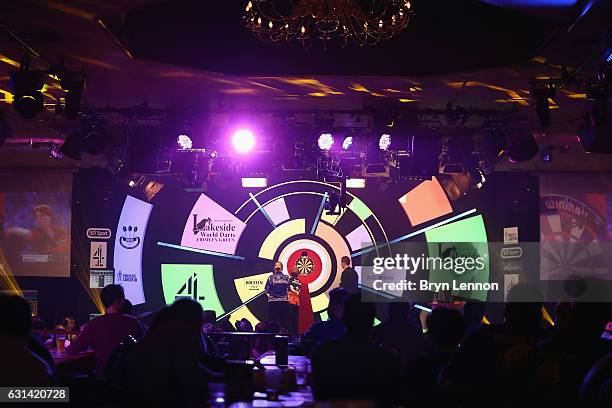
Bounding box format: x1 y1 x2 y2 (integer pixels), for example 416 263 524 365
318 133 334 151
244 0 415 49
59 71 85 120
177 134 193 149
506 130 539 163
11 55 44 119
531 82 556 128
342 136 353 150
231 128 256 154
379 134 391 151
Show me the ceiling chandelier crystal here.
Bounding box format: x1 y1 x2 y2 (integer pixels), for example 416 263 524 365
244 0 414 49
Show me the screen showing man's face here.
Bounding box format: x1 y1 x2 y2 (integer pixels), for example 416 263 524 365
34 211 52 229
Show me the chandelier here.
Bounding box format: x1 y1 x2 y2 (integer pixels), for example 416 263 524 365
244 1 414 49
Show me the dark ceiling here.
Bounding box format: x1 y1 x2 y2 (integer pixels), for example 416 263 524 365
106 0 557 76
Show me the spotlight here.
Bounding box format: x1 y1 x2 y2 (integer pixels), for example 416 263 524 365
0 111 11 147
342 136 353 150
59 113 107 159
231 128 256 154
59 72 85 119
177 134 193 149
59 131 85 160
379 134 391 151
532 82 556 128
318 133 334 150
586 82 608 127
11 58 44 119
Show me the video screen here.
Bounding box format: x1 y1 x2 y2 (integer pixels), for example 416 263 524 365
0 172 72 277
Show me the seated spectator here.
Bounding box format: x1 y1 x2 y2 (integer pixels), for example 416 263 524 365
303 288 349 354
538 301 610 404
121 299 133 315
127 299 217 407
0 294 54 385
55 315 78 342
311 294 401 405
235 318 253 332
439 283 546 406
373 302 429 368
404 307 466 404
66 284 144 375
463 300 485 337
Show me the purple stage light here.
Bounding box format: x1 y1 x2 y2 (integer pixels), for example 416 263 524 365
379 134 391 151
318 133 334 150
177 134 193 149
231 128 256 154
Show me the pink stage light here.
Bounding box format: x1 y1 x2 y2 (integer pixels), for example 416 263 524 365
231 128 256 154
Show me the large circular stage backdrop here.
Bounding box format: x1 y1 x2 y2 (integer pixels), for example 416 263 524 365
112 177 488 331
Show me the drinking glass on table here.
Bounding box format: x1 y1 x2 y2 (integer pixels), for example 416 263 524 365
294 361 308 386
55 333 66 353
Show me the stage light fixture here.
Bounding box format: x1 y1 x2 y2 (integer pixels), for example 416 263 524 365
318 133 334 150
346 178 366 188
60 72 85 120
231 128 256 154
0 111 10 147
128 180 137 188
506 131 539 163
342 136 353 150
177 134 193 149
379 134 391 150
11 64 44 119
59 131 85 160
532 82 556 128
241 177 268 188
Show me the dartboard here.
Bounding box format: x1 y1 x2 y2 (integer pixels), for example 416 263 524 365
114 177 490 331
540 195 608 280
295 253 315 276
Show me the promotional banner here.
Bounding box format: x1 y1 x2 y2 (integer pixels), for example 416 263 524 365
181 194 246 255
113 195 152 305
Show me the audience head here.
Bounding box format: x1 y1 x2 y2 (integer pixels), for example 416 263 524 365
341 256 351 269
168 298 204 331
567 301 610 340
121 299 133 315
265 321 281 334
202 310 217 325
235 318 254 332
427 307 466 352
343 293 375 340
101 284 125 313
274 261 283 273
60 315 76 331
463 301 485 325
388 302 411 321
255 322 267 333
0 294 32 337
504 283 543 333
328 288 349 319
149 306 172 332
